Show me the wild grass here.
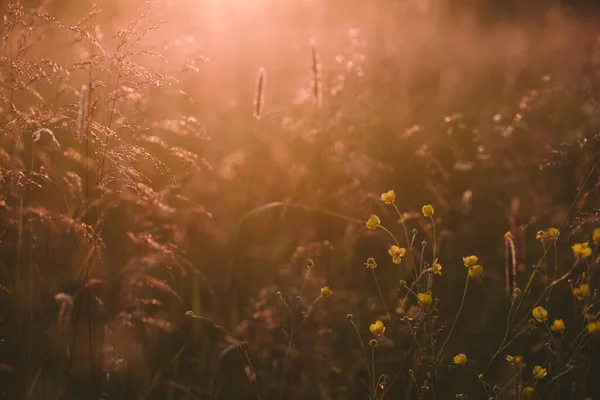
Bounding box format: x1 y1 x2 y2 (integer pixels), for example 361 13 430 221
1 0 600 399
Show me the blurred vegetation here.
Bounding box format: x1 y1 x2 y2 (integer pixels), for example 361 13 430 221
1 0 600 399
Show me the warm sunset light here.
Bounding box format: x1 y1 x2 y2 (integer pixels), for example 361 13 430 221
2 0 600 398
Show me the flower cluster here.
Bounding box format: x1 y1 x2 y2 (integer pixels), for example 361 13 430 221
463 255 484 279
536 227 560 242
572 242 592 260
358 190 600 399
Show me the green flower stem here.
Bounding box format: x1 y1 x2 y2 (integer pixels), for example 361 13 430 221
392 202 419 274
348 318 373 388
437 272 469 361
371 345 377 400
371 269 391 321
430 216 436 265
377 224 400 247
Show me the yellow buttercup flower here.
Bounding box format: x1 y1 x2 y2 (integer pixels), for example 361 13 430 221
587 321 600 336
369 320 386 336
381 190 396 204
468 265 484 280
573 283 591 301
388 245 407 264
366 215 381 230
431 259 443 275
453 353 467 366
550 319 565 333
572 242 592 260
417 292 433 308
422 204 434 217
537 228 560 242
462 255 479 268
532 306 548 322
593 228 600 245
533 365 547 379
522 386 534 397
585 312 596 322
547 228 560 240
320 286 333 298
506 355 523 366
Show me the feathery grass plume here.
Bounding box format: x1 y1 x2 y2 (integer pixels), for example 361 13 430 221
252 67 266 119
32 128 60 148
310 38 323 108
504 232 517 297
54 293 74 333
77 85 89 142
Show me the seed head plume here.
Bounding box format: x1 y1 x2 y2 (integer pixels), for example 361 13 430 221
253 67 266 120
504 232 517 298
77 84 89 142
310 38 323 108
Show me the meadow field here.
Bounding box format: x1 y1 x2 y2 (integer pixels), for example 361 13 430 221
1 0 600 398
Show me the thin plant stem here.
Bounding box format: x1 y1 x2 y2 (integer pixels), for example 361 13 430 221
348 318 373 385
437 272 469 361
484 293 519 374
371 345 377 400
391 203 419 273
305 295 323 319
186 312 261 398
371 269 391 321
377 225 400 247
430 216 436 264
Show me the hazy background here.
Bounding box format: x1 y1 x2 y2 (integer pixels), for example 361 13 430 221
2 0 600 398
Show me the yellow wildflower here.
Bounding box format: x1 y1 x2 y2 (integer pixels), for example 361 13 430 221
369 320 386 336
417 292 433 308
573 283 591 301
585 312 596 322
320 286 332 298
380 190 396 204
594 228 600 245
432 259 443 275
506 355 523 366
550 319 565 333
468 265 484 280
522 386 534 397
536 230 547 241
572 242 592 260
587 321 600 336
366 215 381 230
463 255 479 267
532 306 548 322
422 204 434 217
533 365 547 379
547 228 560 240
453 353 467 366
388 245 406 264
537 228 559 242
